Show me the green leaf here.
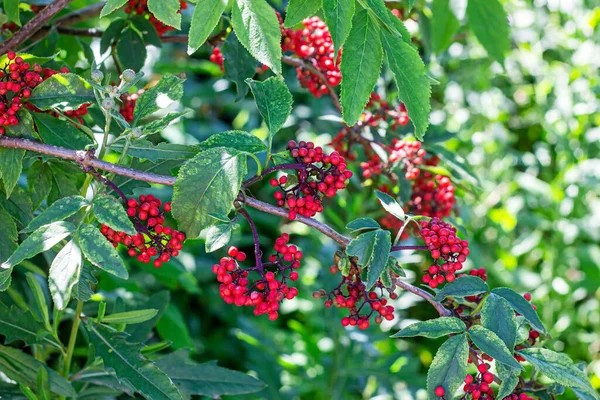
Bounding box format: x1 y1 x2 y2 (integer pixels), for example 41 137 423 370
87 322 183 400
322 0 354 54
116 27 147 72
100 0 128 17
246 77 293 143
27 161 53 209
0 186 32 231
172 147 247 238
0 206 17 265
100 18 127 54
73 262 97 302
187 0 227 54
284 0 322 28
4 0 19 26
130 15 162 47
381 29 431 139
28 73 94 111
466 0 510 63
128 291 170 342
375 190 405 221
23 195 89 233
0 147 24 198
363 0 411 44
156 303 193 349
101 309 159 325
481 293 517 350
148 0 181 29
391 317 466 338
133 75 185 122
468 325 523 370
231 0 282 73
346 229 391 289
492 287 546 334
77 223 128 279
340 10 382 126
92 195 136 234
406 0 415 11
48 239 83 310
0 344 76 397
434 275 489 301
25 272 51 330
0 300 59 348
198 130 267 154
205 223 233 253
223 32 257 101
5 109 35 138
33 112 92 150
140 111 190 135
518 348 597 397
346 217 380 233
431 0 460 53
497 364 520 400
112 139 198 162
0 53 53 70
155 349 266 397
427 333 469 399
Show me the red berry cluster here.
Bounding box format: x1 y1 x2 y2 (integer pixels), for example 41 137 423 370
280 16 341 97
124 0 187 36
409 157 456 218
503 394 534 400
119 89 144 122
270 140 352 220
209 47 224 71
318 262 397 329
360 139 425 180
419 218 470 289
101 194 185 268
462 363 496 399
212 235 302 321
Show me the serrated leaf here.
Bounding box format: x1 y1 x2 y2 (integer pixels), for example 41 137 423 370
172 147 247 238
116 27 147 72
48 239 83 310
427 333 469 399
27 161 53 210
0 300 60 348
285 0 322 28
363 0 411 44
112 139 198 162
87 322 183 400
387 256 405 277
77 224 128 279
134 75 185 122
231 0 282 73
346 229 391 289
198 130 267 154
188 0 227 54
0 186 32 231
0 206 17 265
468 325 523 370
92 195 136 234
492 287 546 334
246 77 293 143
140 111 189 134
100 0 128 17
481 293 517 350
223 32 257 101
101 309 159 325
392 317 466 338
431 0 460 53
33 112 92 150
375 190 405 221
340 10 382 126
100 18 127 54
381 29 431 139
322 0 354 54
155 349 266 396
23 195 89 233
113 159 180 196
434 275 489 301
130 15 162 47
346 217 380 233
28 73 94 111
205 223 233 253
497 364 520 399
148 0 181 29
466 0 510 63
0 147 24 198
518 348 597 397
4 0 20 26
5 109 35 138
73 262 97 302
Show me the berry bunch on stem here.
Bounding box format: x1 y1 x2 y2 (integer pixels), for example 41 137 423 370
119 89 144 122
123 0 188 36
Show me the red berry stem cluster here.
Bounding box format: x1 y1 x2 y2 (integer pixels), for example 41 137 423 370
268 140 352 221
119 89 144 122
209 47 224 72
459 362 497 400
124 0 187 36
101 194 185 268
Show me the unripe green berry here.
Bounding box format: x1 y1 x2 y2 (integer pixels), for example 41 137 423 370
102 98 115 110
91 70 104 83
121 69 136 82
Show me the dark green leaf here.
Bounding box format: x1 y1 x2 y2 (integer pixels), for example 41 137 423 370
0 147 24 198
140 111 190 134
116 27 147 72
481 293 517 350
87 322 183 400
322 0 354 54
148 0 181 29
381 29 431 139
198 130 267 154
100 19 127 54
23 195 88 233
133 75 185 122
375 190 405 221
128 291 170 342
363 0 411 44
77 223 128 279
492 287 546 334
33 112 92 150
468 325 523 370
231 0 282 73
112 139 198 162
466 0 510 63
0 300 60 348
427 333 469 399
0 206 17 265
92 194 136 234
113 159 180 196
5 109 36 138
172 147 247 238
102 309 159 325
4 0 20 26
100 0 128 18
434 275 489 301
0 186 33 231
205 223 233 252
284 0 322 28
131 16 162 47
48 239 83 310
156 303 193 349
28 73 95 111
223 32 257 101
187 0 227 54
346 229 391 288
155 349 266 396
431 0 460 53
340 10 382 126
497 364 520 400
73 262 97 302
27 161 53 209
391 317 466 338
346 217 380 233
246 77 293 143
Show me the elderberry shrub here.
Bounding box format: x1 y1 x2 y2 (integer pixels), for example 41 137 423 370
270 140 353 220
123 0 187 36
101 194 185 268
212 234 302 321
